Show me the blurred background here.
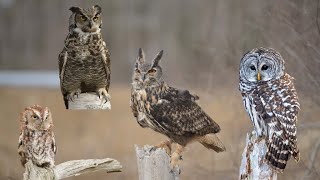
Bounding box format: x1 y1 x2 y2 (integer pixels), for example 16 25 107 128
0 0 319 179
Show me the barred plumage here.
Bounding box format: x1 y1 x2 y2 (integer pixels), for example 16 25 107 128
59 5 111 109
130 48 225 168
18 105 57 168
239 47 300 172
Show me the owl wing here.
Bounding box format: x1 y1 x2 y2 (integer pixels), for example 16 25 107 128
258 74 300 141
58 50 70 108
130 88 138 118
171 88 199 101
58 50 68 85
18 131 23 150
100 43 111 91
255 74 300 171
52 133 57 155
18 130 27 166
149 90 220 137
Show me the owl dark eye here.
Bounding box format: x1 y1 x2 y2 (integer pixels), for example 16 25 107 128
80 15 87 21
148 69 157 73
261 65 269 70
250 65 256 71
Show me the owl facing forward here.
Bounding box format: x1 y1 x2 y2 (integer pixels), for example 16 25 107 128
59 5 111 109
18 105 56 168
130 48 225 168
239 47 300 172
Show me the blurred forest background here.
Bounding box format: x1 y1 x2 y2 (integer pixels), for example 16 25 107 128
0 0 320 179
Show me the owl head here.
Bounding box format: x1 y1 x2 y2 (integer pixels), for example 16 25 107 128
69 5 102 33
239 47 285 83
132 48 164 89
20 105 53 131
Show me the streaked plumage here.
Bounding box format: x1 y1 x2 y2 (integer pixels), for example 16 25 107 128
59 5 111 109
130 48 225 167
18 105 56 168
239 47 300 172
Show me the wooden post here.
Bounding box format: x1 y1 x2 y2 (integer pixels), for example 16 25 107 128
23 158 122 180
68 93 111 110
135 145 180 180
239 131 277 180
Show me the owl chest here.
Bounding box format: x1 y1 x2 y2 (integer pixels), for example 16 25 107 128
25 132 53 159
132 89 159 128
64 52 106 81
243 94 268 137
133 89 160 112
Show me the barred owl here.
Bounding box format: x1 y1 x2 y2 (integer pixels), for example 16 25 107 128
239 47 300 172
59 5 111 109
18 105 57 168
130 48 225 168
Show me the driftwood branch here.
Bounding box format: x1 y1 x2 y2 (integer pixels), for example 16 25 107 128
239 131 277 180
23 158 122 180
135 145 180 180
68 93 111 110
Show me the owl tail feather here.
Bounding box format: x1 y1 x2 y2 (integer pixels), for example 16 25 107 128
198 133 226 152
265 136 296 173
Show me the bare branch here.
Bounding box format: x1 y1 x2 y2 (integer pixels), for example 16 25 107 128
23 158 122 180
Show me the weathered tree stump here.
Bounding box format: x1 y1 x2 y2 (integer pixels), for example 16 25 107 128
23 158 122 180
135 145 180 180
239 131 277 180
68 93 111 110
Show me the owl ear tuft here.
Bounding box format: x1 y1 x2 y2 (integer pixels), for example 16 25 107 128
93 5 102 14
69 6 81 13
135 48 145 69
136 48 145 64
152 50 163 67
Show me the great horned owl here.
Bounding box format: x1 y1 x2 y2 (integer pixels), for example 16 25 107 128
18 105 57 168
239 47 300 172
130 48 225 168
59 5 111 109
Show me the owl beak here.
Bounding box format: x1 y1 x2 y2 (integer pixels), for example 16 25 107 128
142 74 146 81
257 72 261 81
88 21 93 29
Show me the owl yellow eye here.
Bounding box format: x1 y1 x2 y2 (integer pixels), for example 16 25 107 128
148 69 156 73
31 115 37 120
93 16 98 21
80 15 87 21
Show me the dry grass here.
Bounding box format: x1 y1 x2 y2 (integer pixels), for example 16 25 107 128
0 85 318 180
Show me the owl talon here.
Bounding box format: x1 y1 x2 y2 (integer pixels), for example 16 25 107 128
97 88 111 102
66 89 81 101
154 140 172 155
169 165 181 174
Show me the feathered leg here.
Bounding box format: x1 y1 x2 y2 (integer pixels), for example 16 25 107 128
154 139 173 155
170 144 184 169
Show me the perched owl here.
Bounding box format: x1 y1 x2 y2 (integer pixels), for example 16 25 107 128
130 48 225 168
239 47 300 172
59 5 111 109
18 105 57 168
